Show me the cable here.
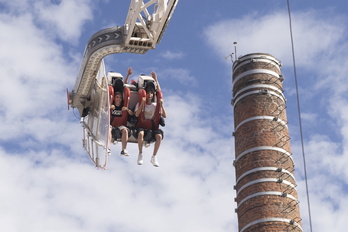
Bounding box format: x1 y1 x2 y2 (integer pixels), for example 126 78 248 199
286 0 313 231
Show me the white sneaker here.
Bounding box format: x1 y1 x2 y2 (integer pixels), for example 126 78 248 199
120 150 129 156
150 156 159 167
137 153 143 165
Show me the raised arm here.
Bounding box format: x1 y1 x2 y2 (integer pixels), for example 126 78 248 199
124 67 133 84
151 71 161 91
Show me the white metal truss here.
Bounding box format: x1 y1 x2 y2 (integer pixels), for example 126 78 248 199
124 0 178 48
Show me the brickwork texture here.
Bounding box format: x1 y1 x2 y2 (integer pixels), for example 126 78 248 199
232 53 302 232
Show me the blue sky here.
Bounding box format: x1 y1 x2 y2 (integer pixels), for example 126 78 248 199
1 0 348 231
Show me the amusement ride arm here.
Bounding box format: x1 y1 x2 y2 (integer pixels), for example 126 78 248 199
68 0 178 117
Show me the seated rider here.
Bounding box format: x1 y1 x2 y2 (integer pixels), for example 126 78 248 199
110 91 133 156
134 71 167 167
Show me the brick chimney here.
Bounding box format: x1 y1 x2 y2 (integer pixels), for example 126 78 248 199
232 53 302 232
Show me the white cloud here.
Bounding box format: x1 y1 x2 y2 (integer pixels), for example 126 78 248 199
204 10 345 69
159 50 184 60
0 0 96 43
0 0 29 12
157 68 197 87
33 0 95 43
294 134 348 231
0 93 236 232
0 11 79 147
